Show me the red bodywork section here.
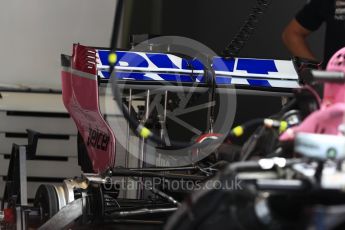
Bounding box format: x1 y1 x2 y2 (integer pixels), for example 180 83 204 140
61 44 116 173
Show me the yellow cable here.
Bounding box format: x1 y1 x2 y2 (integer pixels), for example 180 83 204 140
279 121 288 133
232 126 244 137
139 127 152 139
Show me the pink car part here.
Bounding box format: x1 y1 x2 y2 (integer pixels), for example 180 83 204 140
280 47 345 141
61 44 116 173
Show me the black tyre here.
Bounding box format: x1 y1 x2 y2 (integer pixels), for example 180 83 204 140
34 184 59 224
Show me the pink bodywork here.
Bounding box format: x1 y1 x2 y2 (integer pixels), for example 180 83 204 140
280 47 345 141
61 44 116 173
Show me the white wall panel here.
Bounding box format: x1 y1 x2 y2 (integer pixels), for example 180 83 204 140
0 0 116 88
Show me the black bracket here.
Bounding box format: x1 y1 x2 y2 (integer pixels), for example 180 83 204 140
1 129 40 209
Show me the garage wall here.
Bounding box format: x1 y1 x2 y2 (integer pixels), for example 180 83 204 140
0 0 116 88
128 0 325 60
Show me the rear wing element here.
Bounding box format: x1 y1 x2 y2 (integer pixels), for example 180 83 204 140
95 48 300 89
61 44 116 173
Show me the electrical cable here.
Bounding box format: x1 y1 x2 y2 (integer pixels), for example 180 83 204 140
229 118 288 139
303 85 322 107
